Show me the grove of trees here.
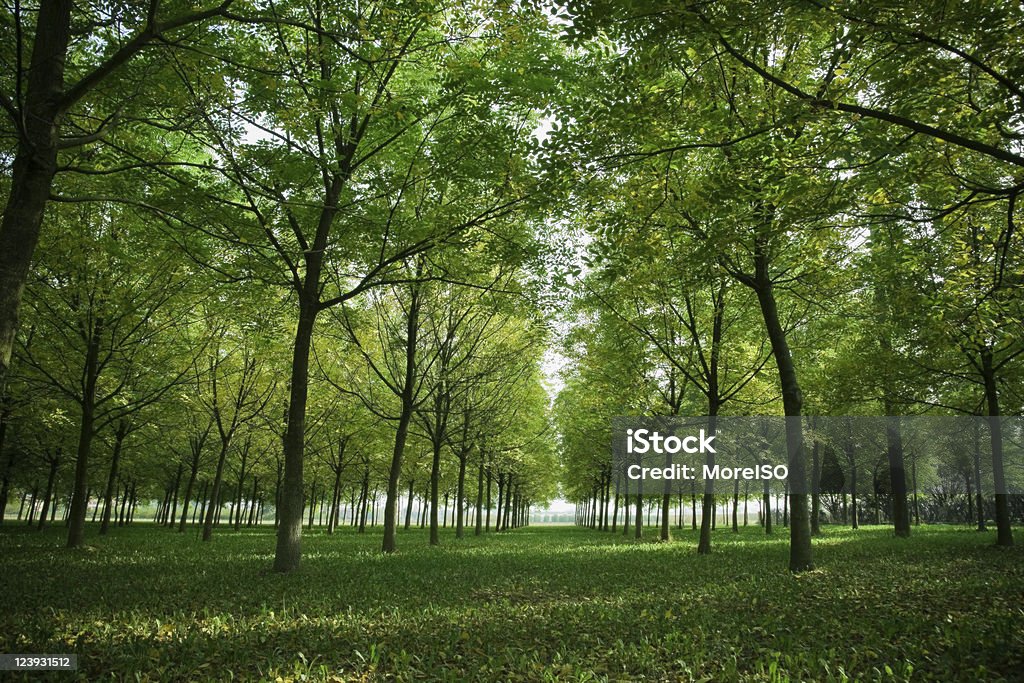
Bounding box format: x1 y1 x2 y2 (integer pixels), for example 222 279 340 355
1 0 1022 576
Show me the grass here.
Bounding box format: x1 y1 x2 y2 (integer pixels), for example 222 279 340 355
0 523 1022 682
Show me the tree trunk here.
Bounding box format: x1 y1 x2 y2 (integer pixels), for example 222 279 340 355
249 477 259 527
203 437 231 542
168 463 183 528
965 470 974 525
884 415 911 537
37 454 60 530
0 0 72 387
233 445 249 532
66 319 101 549
475 456 485 536
384 292 419 551
178 464 198 532
454 412 470 539
358 469 369 533
503 476 514 531
508 481 516 530
783 483 789 527
692 479 700 532
274 460 283 527
443 490 450 528
981 351 1013 546
697 415 718 554
612 473 620 533
496 473 505 531
195 480 207 525
429 437 443 544
100 422 128 535
810 424 821 536
750 246 812 571
383 402 415 548
27 484 38 524
307 477 318 529
329 462 344 534
911 452 920 526
732 478 739 533
659 466 671 541
117 481 129 526
273 297 318 572
485 468 492 532
743 480 748 527
971 421 985 531
127 481 137 523
848 452 859 530
634 486 642 540
0 408 12 524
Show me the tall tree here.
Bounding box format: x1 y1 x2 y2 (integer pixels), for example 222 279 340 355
0 0 239 386
16 200 196 548
171 0 542 571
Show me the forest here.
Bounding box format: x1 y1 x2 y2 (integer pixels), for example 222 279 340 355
1 0 1022 680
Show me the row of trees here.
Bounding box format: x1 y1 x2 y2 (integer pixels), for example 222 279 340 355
568 417 1024 537
0 0 562 570
0 210 558 548
554 0 1023 570
2 1 1022 576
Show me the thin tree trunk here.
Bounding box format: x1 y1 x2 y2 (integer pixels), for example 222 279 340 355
404 478 415 531
743 479 749 527
383 291 419 552
178 462 198 533
749 245 812 571
634 482 642 540
233 445 249 532
66 315 102 548
732 478 739 533
981 352 1013 546
117 481 129 526
328 454 343 534
475 456 484 536
456 452 468 539
485 468 493 532
37 454 59 530
168 463 182 528
698 415 718 554
429 438 443 544
504 477 514 531
358 469 369 533
810 423 821 536
27 484 38 524
495 472 504 532
249 477 259 527
612 474 620 533
100 423 128 535
203 437 231 542
0 408 13 524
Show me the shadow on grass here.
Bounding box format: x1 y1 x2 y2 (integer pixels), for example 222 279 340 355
1 524 1021 681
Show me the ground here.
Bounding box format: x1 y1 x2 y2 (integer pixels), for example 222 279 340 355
0 523 1021 681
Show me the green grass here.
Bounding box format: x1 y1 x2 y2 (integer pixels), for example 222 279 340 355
1 523 1021 682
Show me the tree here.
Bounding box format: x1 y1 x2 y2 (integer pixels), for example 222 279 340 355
168 0 546 571
15 199 196 548
0 0 242 386
200 324 275 541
